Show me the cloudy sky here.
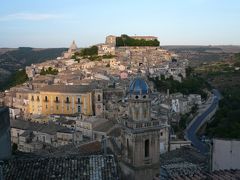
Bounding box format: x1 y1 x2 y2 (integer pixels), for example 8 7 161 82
0 0 240 47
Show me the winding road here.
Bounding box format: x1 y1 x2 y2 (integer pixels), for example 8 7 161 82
185 89 221 154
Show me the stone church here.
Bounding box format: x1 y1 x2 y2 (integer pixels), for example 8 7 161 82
119 75 169 180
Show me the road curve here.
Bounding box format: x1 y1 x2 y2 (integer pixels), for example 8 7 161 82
185 89 221 154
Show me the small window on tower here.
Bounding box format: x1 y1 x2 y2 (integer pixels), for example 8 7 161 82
145 139 149 157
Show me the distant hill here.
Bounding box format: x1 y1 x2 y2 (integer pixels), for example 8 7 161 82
162 45 240 67
0 47 67 89
162 45 240 53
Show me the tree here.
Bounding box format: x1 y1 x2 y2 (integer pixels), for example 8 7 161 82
80 46 98 56
40 67 58 75
116 35 160 47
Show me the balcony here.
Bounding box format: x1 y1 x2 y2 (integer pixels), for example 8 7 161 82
144 157 152 165
64 101 71 104
75 101 83 104
124 120 163 130
54 100 60 103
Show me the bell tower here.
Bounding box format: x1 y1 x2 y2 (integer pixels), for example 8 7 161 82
93 89 103 116
120 76 165 180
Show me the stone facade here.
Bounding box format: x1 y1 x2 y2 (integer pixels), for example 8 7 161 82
120 76 168 180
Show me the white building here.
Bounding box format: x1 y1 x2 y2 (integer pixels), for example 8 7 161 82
212 138 240 171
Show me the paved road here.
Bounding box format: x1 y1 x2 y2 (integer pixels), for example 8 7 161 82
185 89 221 154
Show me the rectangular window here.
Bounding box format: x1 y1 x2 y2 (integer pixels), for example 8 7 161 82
67 106 69 111
56 105 59 110
78 106 81 113
145 139 149 157
78 97 81 104
66 97 70 103
56 97 59 102
45 96 48 102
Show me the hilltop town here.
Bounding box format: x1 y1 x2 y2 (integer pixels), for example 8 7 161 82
1 35 234 179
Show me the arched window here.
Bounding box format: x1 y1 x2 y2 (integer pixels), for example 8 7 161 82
97 94 101 101
145 139 149 157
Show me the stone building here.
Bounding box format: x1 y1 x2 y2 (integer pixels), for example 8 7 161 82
11 119 83 152
120 75 169 180
212 138 240 171
28 85 103 116
63 40 78 59
105 35 117 46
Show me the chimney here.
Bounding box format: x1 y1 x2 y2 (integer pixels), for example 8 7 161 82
101 136 107 156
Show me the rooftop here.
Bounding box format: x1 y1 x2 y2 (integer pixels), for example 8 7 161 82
3 155 119 180
40 84 95 94
160 146 208 179
171 169 240 180
11 119 70 135
33 141 102 157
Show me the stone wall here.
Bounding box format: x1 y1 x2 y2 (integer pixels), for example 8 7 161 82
0 107 11 160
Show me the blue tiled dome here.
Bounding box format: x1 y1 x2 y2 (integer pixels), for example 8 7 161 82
129 78 149 95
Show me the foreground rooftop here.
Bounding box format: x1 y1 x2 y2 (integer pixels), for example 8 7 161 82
3 155 119 180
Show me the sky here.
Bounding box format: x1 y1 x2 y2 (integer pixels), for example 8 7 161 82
0 0 240 48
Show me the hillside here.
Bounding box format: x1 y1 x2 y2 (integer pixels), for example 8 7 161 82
198 53 240 138
0 47 67 89
163 45 240 67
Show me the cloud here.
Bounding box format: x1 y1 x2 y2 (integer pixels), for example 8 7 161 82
0 13 61 21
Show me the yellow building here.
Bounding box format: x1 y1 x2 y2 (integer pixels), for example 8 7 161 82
28 85 102 116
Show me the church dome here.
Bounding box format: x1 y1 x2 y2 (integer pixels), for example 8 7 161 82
129 78 149 95
69 40 77 51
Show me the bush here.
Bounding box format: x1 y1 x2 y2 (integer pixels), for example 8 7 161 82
80 46 98 56
40 67 58 75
